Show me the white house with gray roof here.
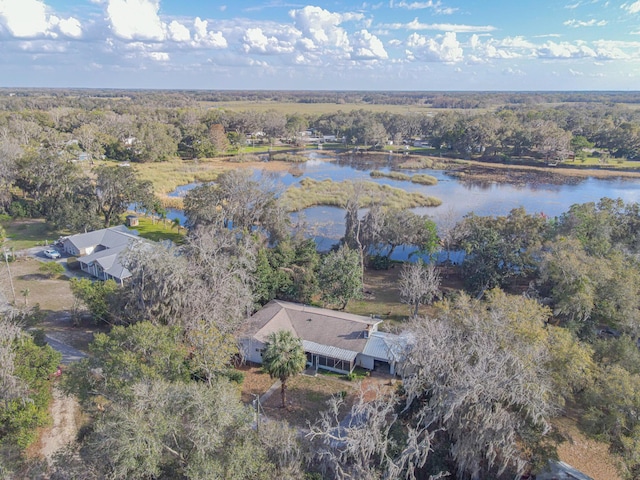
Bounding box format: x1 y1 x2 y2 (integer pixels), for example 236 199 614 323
61 225 140 284
239 300 405 375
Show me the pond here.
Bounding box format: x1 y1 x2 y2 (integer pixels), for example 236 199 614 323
164 151 640 256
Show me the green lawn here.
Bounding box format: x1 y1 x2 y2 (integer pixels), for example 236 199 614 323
563 156 640 169
128 215 186 244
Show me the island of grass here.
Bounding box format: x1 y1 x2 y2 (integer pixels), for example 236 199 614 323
370 170 438 185
269 152 308 163
281 178 442 211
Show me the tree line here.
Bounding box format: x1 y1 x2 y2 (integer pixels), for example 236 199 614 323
1 90 639 171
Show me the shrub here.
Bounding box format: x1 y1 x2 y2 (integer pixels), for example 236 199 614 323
370 254 390 270
39 261 65 278
29 329 47 347
8 200 30 219
223 369 245 385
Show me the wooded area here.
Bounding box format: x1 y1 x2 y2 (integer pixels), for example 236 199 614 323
1 90 640 479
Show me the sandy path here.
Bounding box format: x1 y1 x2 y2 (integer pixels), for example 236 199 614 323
40 387 81 463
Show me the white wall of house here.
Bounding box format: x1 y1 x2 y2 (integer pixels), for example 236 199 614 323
357 354 374 370
239 338 265 364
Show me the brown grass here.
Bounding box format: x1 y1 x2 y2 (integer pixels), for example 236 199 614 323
552 415 623 480
0 256 100 351
2 257 75 312
238 364 397 428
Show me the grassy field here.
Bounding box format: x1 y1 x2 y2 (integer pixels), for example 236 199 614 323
563 156 640 169
201 100 446 116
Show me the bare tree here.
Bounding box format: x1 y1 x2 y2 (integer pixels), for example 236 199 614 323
400 292 558 480
435 206 459 263
399 261 441 317
119 226 255 333
308 387 437 480
0 312 28 407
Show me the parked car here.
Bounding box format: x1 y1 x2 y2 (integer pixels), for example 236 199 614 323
44 249 61 259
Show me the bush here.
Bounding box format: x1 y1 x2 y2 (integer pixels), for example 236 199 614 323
29 329 47 347
8 200 30 219
370 254 390 270
39 261 65 278
223 369 245 385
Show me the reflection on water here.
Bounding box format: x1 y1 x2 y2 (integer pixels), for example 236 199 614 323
165 152 640 256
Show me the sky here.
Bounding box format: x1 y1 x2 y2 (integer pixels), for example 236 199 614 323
1 0 640 91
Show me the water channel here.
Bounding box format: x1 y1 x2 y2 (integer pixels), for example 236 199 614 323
165 152 640 256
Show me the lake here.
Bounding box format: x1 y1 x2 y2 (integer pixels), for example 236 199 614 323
165 152 640 255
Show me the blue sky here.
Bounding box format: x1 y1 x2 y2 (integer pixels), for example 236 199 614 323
1 0 639 90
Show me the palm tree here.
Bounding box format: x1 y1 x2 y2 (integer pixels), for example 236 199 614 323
262 330 307 409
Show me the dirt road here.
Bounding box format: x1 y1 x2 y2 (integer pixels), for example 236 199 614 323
40 387 81 464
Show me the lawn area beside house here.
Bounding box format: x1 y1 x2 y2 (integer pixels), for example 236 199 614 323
238 365 397 428
346 266 410 325
127 215 186 244
1 217 69 250
1 256 74 312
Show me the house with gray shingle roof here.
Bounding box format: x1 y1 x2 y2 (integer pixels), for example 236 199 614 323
61 225 141 284
239 300 405 375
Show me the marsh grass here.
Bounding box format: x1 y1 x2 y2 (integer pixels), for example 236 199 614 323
269 153 308 163
410 173 438 185
370 170 438 186
370 170 411 181
158 196 184 210
281 178 442 211
134 158 222 194
398 156 458 170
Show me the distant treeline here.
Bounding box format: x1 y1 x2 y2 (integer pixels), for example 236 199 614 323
1 89 639 167
2 88 640 110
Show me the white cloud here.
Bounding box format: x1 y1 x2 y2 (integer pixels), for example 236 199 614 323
563 19 607 27
0 0 82 38
351 29 388 60
622 1 640 14
502 67 525 76
569 68 584 75
148 51 169 61
393 1 457 14
58 17 82 38
168 20 190 42
467 35 522 61
193 17 227 48
106 0 165 41
289 6 361 49
242 27 294 54
498 36 536 49
535 40 598 59
382 18 496 32
406 31 463 63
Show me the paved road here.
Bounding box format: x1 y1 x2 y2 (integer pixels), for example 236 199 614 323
45 334 88 364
